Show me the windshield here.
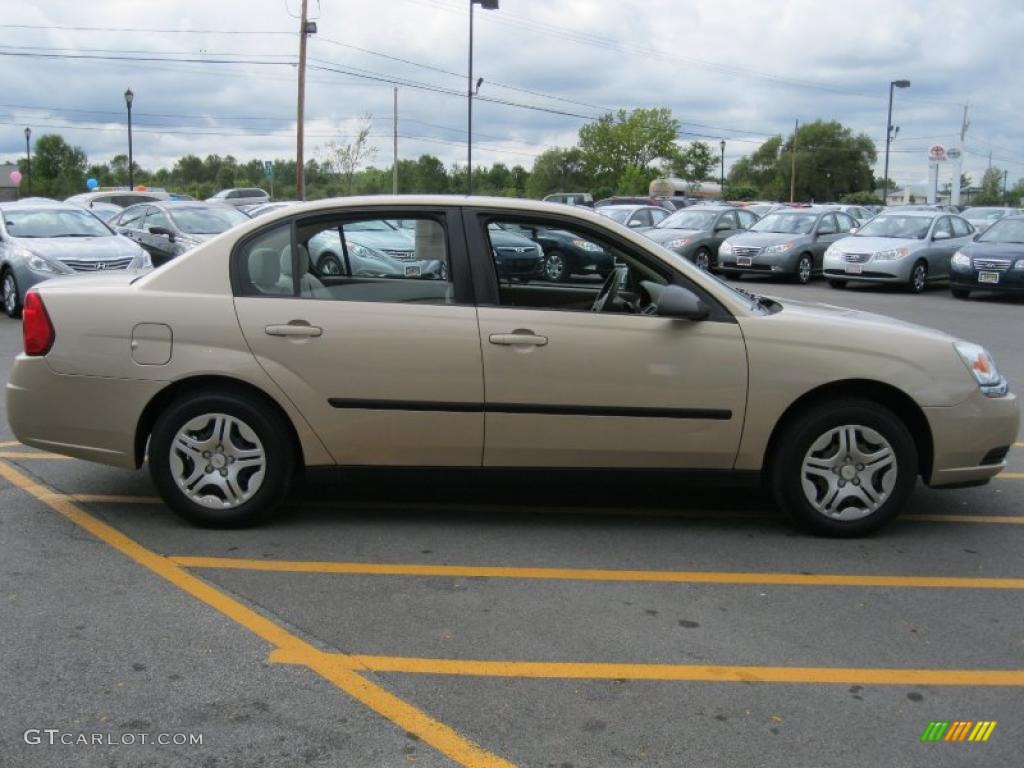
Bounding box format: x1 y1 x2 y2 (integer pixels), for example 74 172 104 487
2 208 113 238
963 207 1010 221
599 208 633 224
658 210 716 229
977 217 1024 243
750 212 817 234
168 206 250 234
855 214 933 239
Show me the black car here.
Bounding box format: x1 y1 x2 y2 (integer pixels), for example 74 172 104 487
114 202 251 266
498 222 614 282
487 224 545 282
949 214 1024 299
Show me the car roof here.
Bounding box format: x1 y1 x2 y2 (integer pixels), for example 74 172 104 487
875 210 942 217
0 200 84 211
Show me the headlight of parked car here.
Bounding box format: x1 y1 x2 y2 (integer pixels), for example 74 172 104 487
950 251 972 270
23 251 69 276
872 247 910 261
953 341 1008 397
762 241 795 256
1014 259 1024 270
825 244 841 259
571 238 604 253
129 251 153 270
719 241 733 256
663 237 690 250
347 241 385 261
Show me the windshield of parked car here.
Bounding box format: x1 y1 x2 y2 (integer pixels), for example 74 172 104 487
977 217 1024 243
657 209 717 229
749 212 817 234
168 206 250 234
963 207 1010 221
598 208 636 224
2 207 114 237
854 214 932 239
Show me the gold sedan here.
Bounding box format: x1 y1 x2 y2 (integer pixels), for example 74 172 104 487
7 196 1019 535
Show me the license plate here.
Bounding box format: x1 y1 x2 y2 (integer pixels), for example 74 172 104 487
845 263 863 274
978 271 1000 284
737 256 752 267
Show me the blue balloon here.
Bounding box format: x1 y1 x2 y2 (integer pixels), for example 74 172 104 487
86 178 99 190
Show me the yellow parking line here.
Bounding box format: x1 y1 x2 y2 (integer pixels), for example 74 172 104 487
997 472 1024 480
908 514 1024 525
169 556 1024 590
0 440 21 447
0 451 73 460
1014 442 1024 448
0 459 514 768
310 653 1024 687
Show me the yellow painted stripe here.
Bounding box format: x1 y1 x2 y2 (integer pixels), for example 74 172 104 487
322 654 1024 687
0 460 513 768
0 451 73 460
906 514 1024 525
997 472 1024 479
169 556 1024 590
0 440 21 447
968 722 985 741
980 721 997 741
1014 442 1024 448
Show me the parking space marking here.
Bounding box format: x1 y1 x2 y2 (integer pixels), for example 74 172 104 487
0 451 73 460
289 653 1024 687
908 513 1024 524
0 440 21 447
999 472 1024 479
171 556 1024 590
0 459 515 768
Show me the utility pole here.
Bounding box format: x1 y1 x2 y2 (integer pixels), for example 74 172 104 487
951 104 968 207
393 87 399 194
789 119 798 203
1003 169 1008 200
295 0 314 201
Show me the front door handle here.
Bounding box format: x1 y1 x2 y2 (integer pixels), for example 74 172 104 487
489 330 548 347
265 322 323 338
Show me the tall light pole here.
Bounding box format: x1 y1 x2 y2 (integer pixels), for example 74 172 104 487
719 139 726 197
468 0 499 195
295 0 316 201
124 88 134 189
24 127 31 195
883 79 910 203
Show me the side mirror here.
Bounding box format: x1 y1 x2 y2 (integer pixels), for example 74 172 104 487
656 284 709 321
627 219 644 228
149 225 175 242
849 226 858 233
932 231 951 241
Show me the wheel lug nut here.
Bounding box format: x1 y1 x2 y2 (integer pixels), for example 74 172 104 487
853 479 861 486
204 466 213 473
220 469 228 477
838 480 846 487
203 451 210 458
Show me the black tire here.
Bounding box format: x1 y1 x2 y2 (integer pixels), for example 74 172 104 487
543 250 569 282
827 279 847 289
149 389 296 528
720 269 741 279
2 269 21 319
318 252 343 276
793 254 813 284
769 398 918 537
693 248 712 271
951 288 971 300
908 260 928 294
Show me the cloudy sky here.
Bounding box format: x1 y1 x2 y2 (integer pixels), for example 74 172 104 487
4 0 1023 192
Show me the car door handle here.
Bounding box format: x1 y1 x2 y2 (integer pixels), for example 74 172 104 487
489 330 548 347
265 322 323 338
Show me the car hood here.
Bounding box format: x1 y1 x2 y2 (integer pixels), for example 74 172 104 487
831 235 922 253
644 227 705 243
343 230 414 251
964 241 1024 259
14 235 142 262
762 295 956 343
726 232 807 247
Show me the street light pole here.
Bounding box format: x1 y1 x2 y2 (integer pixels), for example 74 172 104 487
467 0 499 196
719 139 726 197
24 127 31 195
883 79 910 204
124 88 134 189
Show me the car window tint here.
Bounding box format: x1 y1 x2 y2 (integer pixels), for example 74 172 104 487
835 213 856 231
737 210 757 229
291 215 452 304
651 208 669 225
235 223 295 297
145 208 171 230
118 206 147 229
817 214 837 234
951 216 970 236
719 211 739 229
934 216 953 237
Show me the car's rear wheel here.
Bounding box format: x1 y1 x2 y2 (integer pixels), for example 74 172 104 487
827 279 847 289
544 250 569 282
318 252 343 276
770 398 917 537
794 254 813 284
149 390 295 527
2 269 21 319
951 288 971 300
909 260 928 293
693 248 712 271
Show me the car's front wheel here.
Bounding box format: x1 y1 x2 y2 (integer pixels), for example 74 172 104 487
544 250 569 282
794 254 813 284
770 398 917 537
318 252 343 276
149 390 295 527
909 260 928 294
951 288 971 300
2 269 21 319
693 248 712 271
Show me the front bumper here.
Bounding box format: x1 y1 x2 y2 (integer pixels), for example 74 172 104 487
823 255 913 283
924 388 1020 487
6 355 164 468
720 251 799 274
950 267 1024 293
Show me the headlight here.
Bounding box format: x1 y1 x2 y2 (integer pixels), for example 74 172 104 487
664 237 690 250
129 251 152 270
950 251 972 270
1014 259 1024 270
954 342 1008 397
762 241 795 256
347 241 384 261
719 241 733 256
825 244 841 259
873 247 910 261
571 238 603 253
24 252 66 275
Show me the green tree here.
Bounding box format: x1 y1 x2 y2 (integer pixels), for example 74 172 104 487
671 141 714 183
23 134 88 197
526 147 590 198
973 167 1005 205
320 117 378 195
577 108 680 191
727 135 782 196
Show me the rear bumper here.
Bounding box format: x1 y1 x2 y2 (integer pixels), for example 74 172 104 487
924 388 1020 487
6 355 163 468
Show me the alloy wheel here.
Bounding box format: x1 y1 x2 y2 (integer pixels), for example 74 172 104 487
169 413 266 509
911 263 927 293
2 274 15 314
797 256 812 283
800 424 897 521
694 250 711 271
544 252 566 281
319 255 342 276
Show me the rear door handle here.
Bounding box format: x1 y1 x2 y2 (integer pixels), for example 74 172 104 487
265 322 323 338
489 330 548 347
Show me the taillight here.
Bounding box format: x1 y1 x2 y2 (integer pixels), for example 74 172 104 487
22 290 55 356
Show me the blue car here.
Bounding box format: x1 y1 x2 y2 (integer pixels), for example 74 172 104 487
950 214 1024 299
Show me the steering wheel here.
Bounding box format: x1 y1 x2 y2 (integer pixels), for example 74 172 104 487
591 265 628 313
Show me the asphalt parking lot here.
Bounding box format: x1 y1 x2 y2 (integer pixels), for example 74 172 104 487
1 279 1021 768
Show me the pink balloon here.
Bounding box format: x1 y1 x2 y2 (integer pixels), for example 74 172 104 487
9 170 22 184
